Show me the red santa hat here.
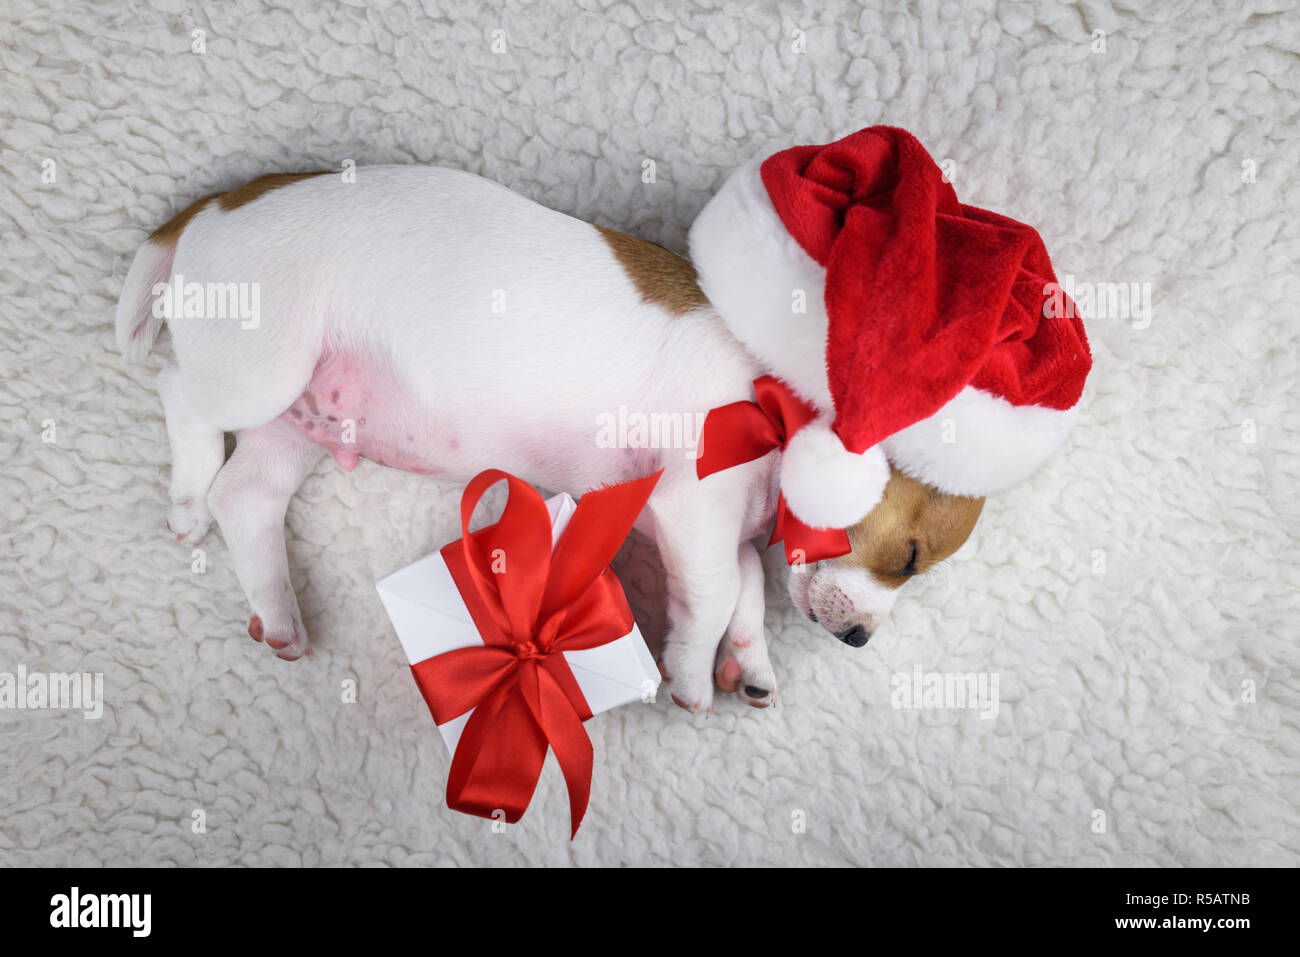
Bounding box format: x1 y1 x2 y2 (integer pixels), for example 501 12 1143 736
688 125 1092 529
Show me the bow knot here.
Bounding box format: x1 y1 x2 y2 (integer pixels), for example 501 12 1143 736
514 640 545 660
696 376 852 563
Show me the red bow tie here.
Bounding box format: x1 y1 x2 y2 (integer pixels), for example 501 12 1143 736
695 376 852 563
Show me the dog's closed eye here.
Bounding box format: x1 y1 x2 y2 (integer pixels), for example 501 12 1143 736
896 541 919 578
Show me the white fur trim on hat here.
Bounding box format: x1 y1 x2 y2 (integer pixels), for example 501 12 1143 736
781 418 890 529
882 387 1081 498
688 159 833 410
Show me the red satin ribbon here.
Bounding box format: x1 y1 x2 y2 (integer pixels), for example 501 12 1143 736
409 468 661 838
696 376 852 563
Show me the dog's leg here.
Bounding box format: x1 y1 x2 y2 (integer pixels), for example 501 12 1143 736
158 365 226 544
207 417 325 660
649 484 746 715
713 541 777 708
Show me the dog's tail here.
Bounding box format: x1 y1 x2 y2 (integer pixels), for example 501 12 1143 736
115 237 175 362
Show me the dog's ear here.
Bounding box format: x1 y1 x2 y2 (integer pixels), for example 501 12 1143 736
925 493 984 567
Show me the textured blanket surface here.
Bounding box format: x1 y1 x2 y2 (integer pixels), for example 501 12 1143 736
1 0 1297 866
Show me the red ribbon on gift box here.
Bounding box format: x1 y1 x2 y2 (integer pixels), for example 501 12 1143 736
696 376 852 563
410 468 660 838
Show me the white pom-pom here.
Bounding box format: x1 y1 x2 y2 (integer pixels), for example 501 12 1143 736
781 419 890 529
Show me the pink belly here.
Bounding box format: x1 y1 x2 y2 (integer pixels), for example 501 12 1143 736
279 351 447 474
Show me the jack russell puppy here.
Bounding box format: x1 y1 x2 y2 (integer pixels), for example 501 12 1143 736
115 128 1089 715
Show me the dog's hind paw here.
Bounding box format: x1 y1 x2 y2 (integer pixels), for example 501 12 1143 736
165 497 211 544
247 607 309 661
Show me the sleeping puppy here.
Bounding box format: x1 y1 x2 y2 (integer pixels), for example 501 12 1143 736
114 165 984 713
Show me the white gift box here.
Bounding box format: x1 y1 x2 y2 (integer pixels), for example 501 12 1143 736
376 492 660 752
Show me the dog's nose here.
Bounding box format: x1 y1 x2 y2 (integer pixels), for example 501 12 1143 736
836 624 871 647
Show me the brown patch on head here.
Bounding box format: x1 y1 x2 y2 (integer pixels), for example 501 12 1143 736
836 466 984 589
595 225 710 316
147 170 330 247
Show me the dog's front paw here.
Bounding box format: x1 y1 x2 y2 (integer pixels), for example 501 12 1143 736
165 497 211 544
714 630 777 709
661 639 715 716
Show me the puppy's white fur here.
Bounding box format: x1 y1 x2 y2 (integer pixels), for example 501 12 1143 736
120 166 796 710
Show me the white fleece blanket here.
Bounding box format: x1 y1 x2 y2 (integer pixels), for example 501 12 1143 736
2 0 1297 867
